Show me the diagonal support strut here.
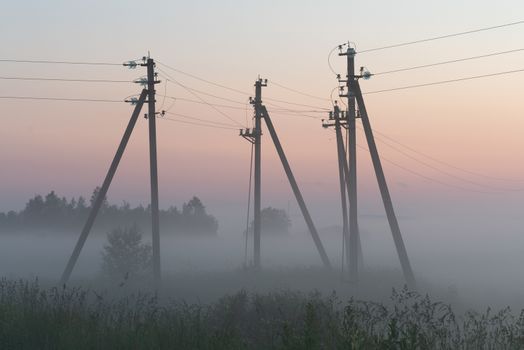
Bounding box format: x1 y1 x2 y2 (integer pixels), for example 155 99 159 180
333 106 352 275
261 106 332 269
60 89 148 284
353 81 416 288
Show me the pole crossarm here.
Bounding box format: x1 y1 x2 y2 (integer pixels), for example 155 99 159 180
239 128 257 144
322 108 349 129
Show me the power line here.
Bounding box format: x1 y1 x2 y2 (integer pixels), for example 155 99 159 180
157 60 330 111
292 109 522 183
267 110 320 120
0 95 122 103
368 128 524 192
364 68 524 94
163 111 238 127
157 67 246 127
263 96 329 110
159 74 329 112
159 78 169 111
329 125 500 193
355 143 497 194
159 115 238 130
368 126 524 182
359 20 524 53
265 99 328 113
0 59 121 66
0 76 132 83
159 74 247 105
158 94 327 115
156 61 251 96
373 48 524 75
158 87 520 185
158 95 248 111
329 86 339 106
300 110 524 184
269 80 331 101
269 109 326 113
167 83 246 127
328 44 343 76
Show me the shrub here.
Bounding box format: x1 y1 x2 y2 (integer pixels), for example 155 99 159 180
100 225 152 280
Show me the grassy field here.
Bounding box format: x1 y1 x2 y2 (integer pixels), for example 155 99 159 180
1 278 523 349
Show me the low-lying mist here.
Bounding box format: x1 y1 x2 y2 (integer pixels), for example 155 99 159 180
1 211 523 312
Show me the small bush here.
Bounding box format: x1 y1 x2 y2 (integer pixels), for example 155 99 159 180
100 225 152 280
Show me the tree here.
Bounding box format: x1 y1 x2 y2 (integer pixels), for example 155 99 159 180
100 225 152 279
179 196 218 235
23 194 45 224
90 186 108 210
182 197 205 216
0 191 220 235
43 191 64 223
250 207 291 236
76 196 87 210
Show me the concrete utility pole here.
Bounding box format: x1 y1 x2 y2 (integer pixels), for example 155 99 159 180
61 56 163 287
339 46 363 282
323 103 360 280
240 79 332 269
324 44 415 288
253 78 265 269
145 58 161 286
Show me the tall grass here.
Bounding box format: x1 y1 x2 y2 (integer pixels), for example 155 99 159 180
0 278 523 349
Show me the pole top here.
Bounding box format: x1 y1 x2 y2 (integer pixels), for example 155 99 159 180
255 77 268 87
338 42 357 57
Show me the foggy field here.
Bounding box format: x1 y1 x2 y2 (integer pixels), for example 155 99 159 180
2 198 522 349
1 217 523 311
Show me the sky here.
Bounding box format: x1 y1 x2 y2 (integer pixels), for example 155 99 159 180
1 0 523 236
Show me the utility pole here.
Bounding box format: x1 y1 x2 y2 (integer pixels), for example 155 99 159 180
323 104 351 273
145 58 161 286
61 56 163 287
338 46 363 281
331 44 415 288
253 78 265 269
240 78 332 269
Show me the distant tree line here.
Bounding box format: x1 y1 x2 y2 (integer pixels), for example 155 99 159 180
0 188 218 236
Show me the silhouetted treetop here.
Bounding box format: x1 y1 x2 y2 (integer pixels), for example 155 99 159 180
249 207 291 236
0 190 218 236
